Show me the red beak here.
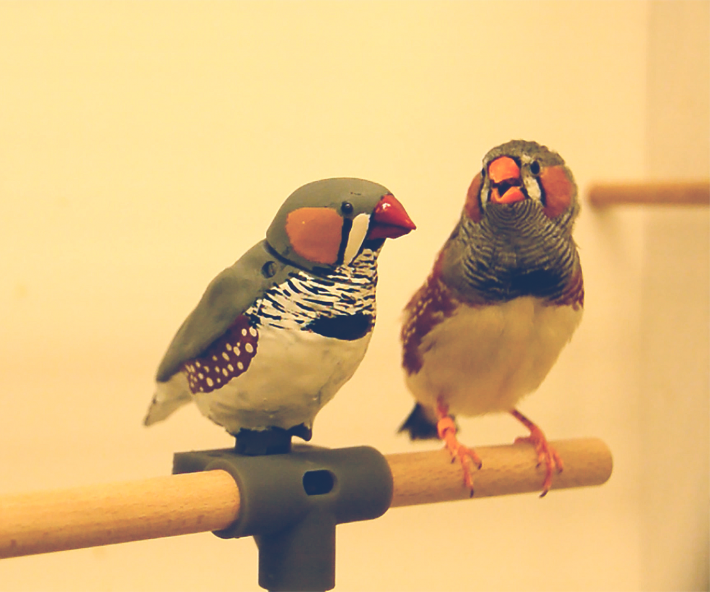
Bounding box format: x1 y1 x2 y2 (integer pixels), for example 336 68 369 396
488 156 526 204
367 194 416 240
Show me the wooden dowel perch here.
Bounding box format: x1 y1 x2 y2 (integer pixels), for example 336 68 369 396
588 181 710 207
0 438 611 560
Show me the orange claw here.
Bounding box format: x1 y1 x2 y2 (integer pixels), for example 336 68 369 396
510 409 563 497
436 399 481 496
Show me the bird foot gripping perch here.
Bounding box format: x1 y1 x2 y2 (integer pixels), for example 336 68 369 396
511 409 564 497
435 402 482 496
173 442 393 592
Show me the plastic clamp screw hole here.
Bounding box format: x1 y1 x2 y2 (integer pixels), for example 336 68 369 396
302 470 335 496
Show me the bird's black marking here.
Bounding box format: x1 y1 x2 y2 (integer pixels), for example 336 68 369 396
263 292 287 312
336 217 354 265
306 312 374 341
257 310 283 321
469 265 572 302
398 403 441 440
286 278 303 294
362 237 385 253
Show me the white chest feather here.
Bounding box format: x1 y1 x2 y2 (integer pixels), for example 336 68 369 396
406 297 582 416
191 324 372 433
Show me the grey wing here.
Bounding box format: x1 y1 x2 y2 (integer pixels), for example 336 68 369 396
156 240 281 382
144 241 290 427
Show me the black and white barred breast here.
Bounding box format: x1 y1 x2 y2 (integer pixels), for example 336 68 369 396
247 248 379 341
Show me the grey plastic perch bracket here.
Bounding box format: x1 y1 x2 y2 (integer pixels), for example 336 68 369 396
172 445 394 592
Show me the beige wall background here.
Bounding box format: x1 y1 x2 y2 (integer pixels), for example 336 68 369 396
0 1 707 590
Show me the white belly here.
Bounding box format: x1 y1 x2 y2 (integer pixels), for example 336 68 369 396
405 297 582 416
191 324 372 433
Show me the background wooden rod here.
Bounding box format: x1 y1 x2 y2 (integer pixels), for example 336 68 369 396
587 181 710 207
0 437 611 559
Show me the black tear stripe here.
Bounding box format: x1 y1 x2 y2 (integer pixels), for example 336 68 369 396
306 312 374 341
336 217 353 265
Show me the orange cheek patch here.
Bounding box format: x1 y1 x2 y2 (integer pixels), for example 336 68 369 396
540 166 574 218
464 173 483 222
286 207 343 265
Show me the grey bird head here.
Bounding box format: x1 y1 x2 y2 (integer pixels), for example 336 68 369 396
265 178 415 274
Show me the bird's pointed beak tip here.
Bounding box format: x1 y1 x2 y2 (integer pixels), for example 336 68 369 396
368 194 416 240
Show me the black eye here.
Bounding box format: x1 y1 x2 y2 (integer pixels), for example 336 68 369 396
340 201 354 215
261 261 276 278
530 161 541 176
481 167 486 178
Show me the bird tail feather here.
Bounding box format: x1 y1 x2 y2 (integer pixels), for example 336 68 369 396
398 403 440 440
143 373 192 426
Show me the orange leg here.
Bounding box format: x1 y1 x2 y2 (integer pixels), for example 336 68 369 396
436 398 481 496
510 409 563 497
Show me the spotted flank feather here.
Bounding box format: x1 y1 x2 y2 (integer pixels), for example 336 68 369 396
401 268 458 375
184 315 258 394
